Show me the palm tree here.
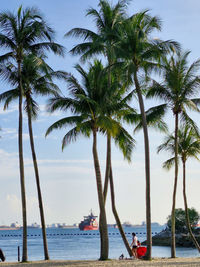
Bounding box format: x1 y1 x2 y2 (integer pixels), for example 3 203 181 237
66 2 132 257
67 0 131 250
46 61 112 260
157 124 200 252
116 11 179 259
101 68 136 257
0 55 66 260
0 6 64 261
66 0 129 204
147 51 200 257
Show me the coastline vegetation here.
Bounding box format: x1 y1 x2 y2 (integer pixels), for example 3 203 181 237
0 0 200 263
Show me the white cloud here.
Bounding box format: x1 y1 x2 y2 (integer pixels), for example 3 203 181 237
2 128 17 135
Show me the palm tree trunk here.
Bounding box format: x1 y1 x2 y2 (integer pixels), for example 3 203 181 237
26 96 49 260
103 134 111 202
99 135 111 245
105 134 132 256
92 128 109 260
171 112 179 258
110 165 133 256
134 72 152 260
182 161 200 252
103 55 112 203
17 60 28 262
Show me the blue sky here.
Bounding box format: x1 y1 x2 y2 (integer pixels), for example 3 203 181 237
0 0 200 226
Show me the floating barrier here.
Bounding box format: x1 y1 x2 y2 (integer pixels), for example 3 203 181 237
0 232 158 238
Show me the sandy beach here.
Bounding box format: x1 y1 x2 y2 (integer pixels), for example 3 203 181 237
0 258 200 267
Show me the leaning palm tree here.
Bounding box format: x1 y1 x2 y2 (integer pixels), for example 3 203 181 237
46 61 112 260
157 124 200 252
116 11 179 259
0 6 64 261
0 55 66 261
147 51 200 257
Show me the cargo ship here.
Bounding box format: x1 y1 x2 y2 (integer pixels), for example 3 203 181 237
79 210 98 231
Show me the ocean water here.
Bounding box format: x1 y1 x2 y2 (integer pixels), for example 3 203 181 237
0 226 199 262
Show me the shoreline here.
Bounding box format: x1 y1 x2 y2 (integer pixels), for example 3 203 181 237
0 258 200 267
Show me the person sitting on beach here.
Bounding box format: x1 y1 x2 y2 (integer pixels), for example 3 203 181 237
130 232 138 258
119 253 124 260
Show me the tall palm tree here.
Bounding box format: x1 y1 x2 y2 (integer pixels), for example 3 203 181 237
147 51 200 257
46 61 112 260
66 2 132 257
0 7 64 261
66 0 129 206
157 124 200 252
0 55 66 260
116 11 179 259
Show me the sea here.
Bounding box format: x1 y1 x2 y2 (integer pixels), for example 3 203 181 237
0 226 199 262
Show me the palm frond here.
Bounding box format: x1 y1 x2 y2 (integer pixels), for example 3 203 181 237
30 42 65 57
24 97 39 119
134 104 168 133
45 115 88 137
47 96 84 114
114 126 135 162
65 27 98 41
61 120 92 150
180 111 200 136
163 157 176 170
0 88 19 109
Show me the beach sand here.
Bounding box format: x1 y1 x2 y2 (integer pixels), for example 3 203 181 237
0 258 200 267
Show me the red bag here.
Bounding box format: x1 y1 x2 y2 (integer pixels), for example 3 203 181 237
137 246 147 259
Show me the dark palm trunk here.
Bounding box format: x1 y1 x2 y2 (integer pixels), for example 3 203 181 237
18 60 28 262
182 161 200 252
104 134 132 256
134 72 152 259
92 128 108 260
171 112 179 258
110 165 133 256
103 55 112 203
99 135 111 245
103 134 111 202
26 96 49 260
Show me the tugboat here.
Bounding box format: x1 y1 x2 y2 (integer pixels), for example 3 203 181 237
79 210 98 230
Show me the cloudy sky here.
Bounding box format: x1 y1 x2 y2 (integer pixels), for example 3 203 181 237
0 0 200 227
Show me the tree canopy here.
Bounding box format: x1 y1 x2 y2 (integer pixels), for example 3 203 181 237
167 208 200 233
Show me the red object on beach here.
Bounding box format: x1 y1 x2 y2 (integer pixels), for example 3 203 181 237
137 246 147 258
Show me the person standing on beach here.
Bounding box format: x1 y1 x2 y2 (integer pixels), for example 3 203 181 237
130 232 138 258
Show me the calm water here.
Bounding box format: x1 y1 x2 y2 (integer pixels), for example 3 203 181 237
0 226 199 262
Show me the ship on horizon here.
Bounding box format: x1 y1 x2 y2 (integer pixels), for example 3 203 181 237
79 210 98 231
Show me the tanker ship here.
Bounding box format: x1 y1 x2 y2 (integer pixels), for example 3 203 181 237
79 210 98 231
